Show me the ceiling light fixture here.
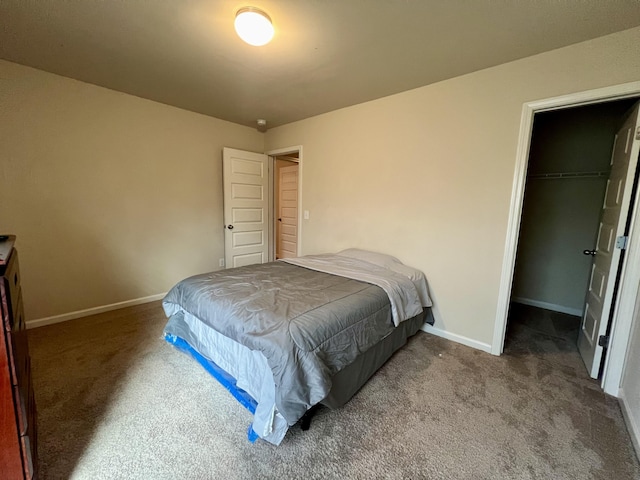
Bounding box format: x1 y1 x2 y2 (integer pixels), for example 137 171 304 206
234 7 274 46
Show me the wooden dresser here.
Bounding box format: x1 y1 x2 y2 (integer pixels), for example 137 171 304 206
0 237 38 479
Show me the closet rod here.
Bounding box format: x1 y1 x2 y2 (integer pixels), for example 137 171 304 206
528 170 610 180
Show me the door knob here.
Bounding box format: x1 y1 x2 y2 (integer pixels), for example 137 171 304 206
583 249 597 256
278 218 282 222
227 225 234 230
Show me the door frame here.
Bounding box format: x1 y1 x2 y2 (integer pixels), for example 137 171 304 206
492 81 640 396
266 145 303 261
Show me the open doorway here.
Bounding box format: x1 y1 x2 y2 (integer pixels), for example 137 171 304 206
274 153 299 259
504 98 640 380
266 146 303 261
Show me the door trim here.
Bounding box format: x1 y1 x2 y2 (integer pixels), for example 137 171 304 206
492 81 640 397
266 145 303 260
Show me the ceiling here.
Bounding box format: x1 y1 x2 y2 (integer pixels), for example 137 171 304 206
2 1 640 129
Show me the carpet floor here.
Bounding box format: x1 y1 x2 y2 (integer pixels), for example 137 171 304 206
27 301 640 479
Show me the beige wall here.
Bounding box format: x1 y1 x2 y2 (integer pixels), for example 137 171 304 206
3 26 640 342
264 27 640 347
0 60 263 320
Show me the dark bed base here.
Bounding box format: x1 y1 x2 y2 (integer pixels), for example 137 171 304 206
299 308 432 430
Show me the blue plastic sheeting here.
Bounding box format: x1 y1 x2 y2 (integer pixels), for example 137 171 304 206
247 425 259 443
164 333 259 424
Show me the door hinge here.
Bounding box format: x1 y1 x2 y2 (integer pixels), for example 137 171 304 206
616 236 628 250
598 335 610 348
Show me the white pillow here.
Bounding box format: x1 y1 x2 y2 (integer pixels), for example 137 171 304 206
336 248 432 307
337 248 399 267
336 248 422 282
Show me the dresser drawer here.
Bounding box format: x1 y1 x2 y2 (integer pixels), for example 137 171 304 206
20 433 34 480
13 384 27 437
1 250 21 332
10 341 36 478
1 279 10 332
5 291 27 388
24 383 38 480
13 355 32 437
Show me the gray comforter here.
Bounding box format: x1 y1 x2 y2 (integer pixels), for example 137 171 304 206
163 261 402 425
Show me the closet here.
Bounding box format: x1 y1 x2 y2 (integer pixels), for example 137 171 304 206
508 99 638 356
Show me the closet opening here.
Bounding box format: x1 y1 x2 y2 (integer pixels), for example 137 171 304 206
505 98 640 379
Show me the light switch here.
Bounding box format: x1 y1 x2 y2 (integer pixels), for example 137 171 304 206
304 210 310 220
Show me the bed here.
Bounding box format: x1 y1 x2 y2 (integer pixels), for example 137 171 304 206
162 249 433 445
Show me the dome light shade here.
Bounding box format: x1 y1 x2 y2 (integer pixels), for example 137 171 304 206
235 7 274 46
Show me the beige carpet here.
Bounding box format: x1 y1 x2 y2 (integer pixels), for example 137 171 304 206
27 301 640 479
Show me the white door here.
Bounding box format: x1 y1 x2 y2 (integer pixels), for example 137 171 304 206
277 164 299 259
222 147 269 268
578 102 640 378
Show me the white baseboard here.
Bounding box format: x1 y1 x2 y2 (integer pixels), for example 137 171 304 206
619 388 640 461
26 293 166 330
511 297 583 317
421 323 492 354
